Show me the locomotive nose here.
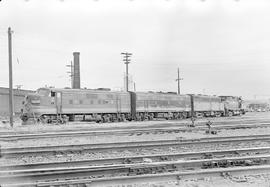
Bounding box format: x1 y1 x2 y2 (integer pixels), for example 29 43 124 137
27 94 41 104
21 94 40 122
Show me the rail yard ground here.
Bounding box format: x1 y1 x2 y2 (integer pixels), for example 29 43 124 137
0 112 270 187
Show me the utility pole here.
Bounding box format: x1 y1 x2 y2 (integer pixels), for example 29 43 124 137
8 27 14 127
121 52 132 91
175 67 183 95
66 61 73 88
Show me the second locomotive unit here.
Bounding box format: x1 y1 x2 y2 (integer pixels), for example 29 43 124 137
20 87 245 123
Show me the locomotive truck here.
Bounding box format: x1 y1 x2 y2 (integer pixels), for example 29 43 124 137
20 87 245 124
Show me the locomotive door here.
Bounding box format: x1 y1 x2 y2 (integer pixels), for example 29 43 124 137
55 92 63 116
116 94 121 114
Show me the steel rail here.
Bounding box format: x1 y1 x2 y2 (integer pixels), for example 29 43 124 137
2 134 270 156
35 165 270 187
1 122 270 141
1 146 270 171
5 165 270 187
1 154 270 186
1 117 269 136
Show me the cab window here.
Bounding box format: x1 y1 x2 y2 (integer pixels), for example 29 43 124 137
51 92 56 97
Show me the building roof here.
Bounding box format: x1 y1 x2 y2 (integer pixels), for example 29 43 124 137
0 87 34 96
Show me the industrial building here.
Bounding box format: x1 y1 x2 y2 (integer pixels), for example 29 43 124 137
0 87 34 116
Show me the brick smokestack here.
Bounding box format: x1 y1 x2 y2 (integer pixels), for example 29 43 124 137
73 52 80 89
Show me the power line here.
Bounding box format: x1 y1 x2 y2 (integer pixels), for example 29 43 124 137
66 60 73 88
121 52 132 92
175 67 183 95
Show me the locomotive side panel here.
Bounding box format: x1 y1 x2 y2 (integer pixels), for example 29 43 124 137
192 95 224 117
210 97 225 111
60 91 115 114
60 90 131 114
193 95 211 112
36 91 57 115
135 92 191 113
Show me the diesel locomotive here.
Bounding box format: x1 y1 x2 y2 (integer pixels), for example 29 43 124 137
20 87 245 123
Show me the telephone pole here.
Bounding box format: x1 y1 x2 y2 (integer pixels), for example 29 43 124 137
66 61 73 88
121 52 132 91
8 27 14 127
175 67 183 95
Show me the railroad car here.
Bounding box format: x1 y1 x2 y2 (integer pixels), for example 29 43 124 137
21 88 131 123
133 92 192 120
190 95 224 117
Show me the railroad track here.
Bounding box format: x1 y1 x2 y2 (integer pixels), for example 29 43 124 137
1 154 270 186
2 134 270 157
2 146 269 170
34 165 270 187
1 116 269 135
2 114 270 186
1 121 270 141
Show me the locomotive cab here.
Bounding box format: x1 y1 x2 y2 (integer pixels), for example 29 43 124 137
20 88 58 123
37 88 52 97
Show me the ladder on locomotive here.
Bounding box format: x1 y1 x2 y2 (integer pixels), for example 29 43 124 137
55 91 63 122
116 94 122 118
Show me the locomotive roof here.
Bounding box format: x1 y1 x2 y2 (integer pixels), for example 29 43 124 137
37 87 125 94
37 88 241 99
219 95 241 99
136 92 192 99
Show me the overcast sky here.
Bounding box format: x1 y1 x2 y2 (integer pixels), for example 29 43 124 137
1 0 270 99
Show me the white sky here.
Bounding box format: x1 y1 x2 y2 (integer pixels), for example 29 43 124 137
0 0 270 99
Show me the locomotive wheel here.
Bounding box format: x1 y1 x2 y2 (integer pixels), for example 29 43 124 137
60 118 65 124
182 113 187 119
215 113 221 117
